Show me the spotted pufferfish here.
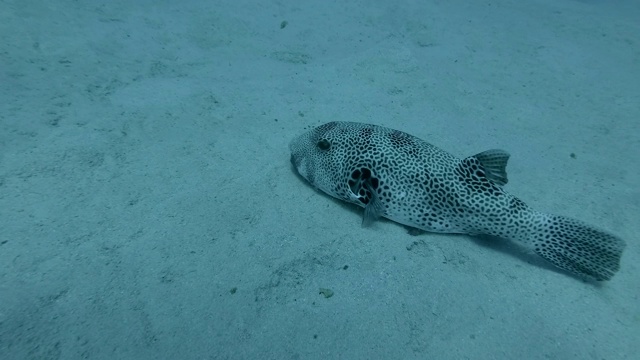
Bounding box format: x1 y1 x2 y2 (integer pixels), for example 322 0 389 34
289 121 625 281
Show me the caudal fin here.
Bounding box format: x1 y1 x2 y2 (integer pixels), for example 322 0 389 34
530 214 626 281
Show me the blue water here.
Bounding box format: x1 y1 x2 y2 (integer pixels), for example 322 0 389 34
1 0 638 359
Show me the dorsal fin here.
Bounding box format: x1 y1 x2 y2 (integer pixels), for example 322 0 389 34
471 149 510 186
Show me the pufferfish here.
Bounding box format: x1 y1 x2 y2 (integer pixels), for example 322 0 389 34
289 121 625 281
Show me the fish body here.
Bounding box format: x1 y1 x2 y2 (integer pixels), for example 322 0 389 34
289 121 625 281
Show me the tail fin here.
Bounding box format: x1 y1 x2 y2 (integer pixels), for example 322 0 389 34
529 214 626 281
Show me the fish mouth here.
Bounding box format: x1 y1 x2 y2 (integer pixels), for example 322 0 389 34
289 152 309 181
289 151 316 186
290 153 301 168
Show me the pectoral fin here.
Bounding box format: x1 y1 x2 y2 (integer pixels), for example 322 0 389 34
362 181 385 227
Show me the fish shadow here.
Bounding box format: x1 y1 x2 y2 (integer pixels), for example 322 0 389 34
466 234 600 284
403 225 599 283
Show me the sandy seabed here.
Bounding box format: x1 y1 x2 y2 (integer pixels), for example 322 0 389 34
1 1 639 359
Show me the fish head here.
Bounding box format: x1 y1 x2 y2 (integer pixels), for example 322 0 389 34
289 121 354 201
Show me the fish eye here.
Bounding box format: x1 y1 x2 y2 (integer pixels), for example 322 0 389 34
317 139 331 150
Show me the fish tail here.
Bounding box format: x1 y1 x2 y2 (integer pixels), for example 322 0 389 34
525 212 626 281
